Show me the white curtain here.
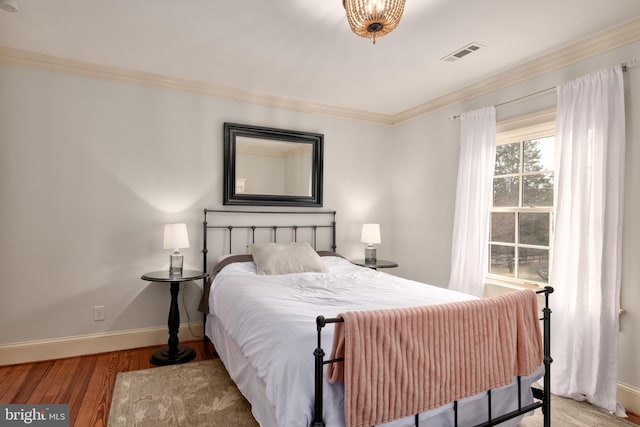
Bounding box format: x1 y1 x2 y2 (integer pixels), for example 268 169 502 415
449 106 496 297
550 65 626 416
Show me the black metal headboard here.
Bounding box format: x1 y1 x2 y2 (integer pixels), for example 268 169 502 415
202 209 337 273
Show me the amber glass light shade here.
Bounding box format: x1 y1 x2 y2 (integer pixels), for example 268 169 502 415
342 0 406 44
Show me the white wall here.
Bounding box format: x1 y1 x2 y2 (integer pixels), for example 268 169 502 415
0 63 394 349
391 40 640 398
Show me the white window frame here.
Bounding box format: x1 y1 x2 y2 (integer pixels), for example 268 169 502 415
487 109 556 289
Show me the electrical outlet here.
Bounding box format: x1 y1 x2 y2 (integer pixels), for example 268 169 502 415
93 306 105 321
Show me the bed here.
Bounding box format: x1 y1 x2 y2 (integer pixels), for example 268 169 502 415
199 209 552 427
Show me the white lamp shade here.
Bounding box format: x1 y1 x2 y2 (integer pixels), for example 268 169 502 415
163 223 190 249
361 223 381 245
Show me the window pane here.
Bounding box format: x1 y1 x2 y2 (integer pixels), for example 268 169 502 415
524 136 554 172
495 143 520 175
517 248 549 283
489 245 515 277
523 173 553 207
491 213 515 243
493 176 519 207
519 213 549 246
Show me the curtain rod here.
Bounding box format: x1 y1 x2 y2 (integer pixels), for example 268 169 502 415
448 60 636 121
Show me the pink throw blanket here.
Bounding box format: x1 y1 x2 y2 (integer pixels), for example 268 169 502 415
327 289 543 427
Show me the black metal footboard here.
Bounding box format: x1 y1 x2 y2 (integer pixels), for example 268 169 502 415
312 286 553 427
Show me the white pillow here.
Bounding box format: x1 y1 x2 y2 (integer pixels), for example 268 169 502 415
249 242 329 275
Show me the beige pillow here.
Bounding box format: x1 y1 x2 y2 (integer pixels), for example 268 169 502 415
249 242 329 275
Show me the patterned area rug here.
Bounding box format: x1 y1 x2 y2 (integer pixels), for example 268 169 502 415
107 359 258 427
108 359 636 427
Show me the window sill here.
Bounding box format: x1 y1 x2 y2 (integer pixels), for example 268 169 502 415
484 278 544 298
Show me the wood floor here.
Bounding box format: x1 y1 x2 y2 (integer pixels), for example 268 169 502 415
0 341 215 427
1 342 639 426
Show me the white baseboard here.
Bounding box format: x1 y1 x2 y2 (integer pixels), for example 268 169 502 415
0 322 204 366
619 382 640 416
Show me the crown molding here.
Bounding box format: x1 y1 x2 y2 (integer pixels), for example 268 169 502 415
390 17 640 124
1 16 639 126
0 46 393 126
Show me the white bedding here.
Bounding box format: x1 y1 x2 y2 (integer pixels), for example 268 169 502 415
206 256 541 427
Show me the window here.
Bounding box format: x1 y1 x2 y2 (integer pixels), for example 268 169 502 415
488 112 555 286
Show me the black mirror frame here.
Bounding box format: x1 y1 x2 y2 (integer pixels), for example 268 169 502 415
223 122 324 207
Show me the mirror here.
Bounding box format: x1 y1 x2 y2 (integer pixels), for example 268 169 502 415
224 123 324 206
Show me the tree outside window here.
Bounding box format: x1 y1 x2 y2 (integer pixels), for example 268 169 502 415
489 134 554 285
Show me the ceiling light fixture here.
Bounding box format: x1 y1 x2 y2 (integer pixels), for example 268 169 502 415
342 0 406 45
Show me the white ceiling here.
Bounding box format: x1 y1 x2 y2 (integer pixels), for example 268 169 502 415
2 0 640 119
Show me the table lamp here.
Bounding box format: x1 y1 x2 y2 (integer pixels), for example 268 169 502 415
163 223 190 275
361 223 381 264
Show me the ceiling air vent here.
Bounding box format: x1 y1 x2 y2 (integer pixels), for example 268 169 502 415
441 43 483 63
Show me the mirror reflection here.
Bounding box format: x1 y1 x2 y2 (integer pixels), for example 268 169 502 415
235 137 313 197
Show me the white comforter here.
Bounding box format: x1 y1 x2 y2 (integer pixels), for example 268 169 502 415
209 256 539 427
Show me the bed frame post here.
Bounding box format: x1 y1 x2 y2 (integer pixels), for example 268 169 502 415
202 209 209 340
542 286 553 427
331 212 336 253
202 209 209 276
313 316 327 427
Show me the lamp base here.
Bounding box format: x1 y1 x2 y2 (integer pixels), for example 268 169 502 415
169 253 183 276
364 246 377 264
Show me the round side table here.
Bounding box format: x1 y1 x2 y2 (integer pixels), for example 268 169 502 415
141 270 209 365
350 259 399 270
